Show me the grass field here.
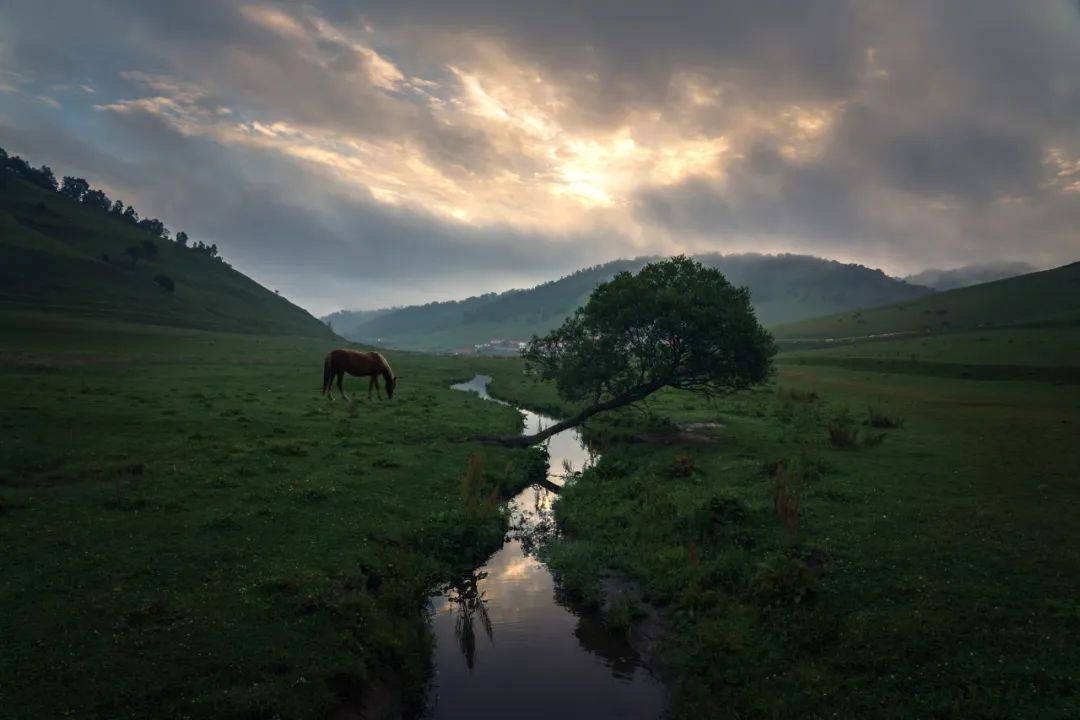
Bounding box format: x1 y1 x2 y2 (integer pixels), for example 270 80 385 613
0 311 542 719
484 325 1080 718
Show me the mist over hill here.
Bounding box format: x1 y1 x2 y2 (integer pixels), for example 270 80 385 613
904 262 1038 291
326 253 932 351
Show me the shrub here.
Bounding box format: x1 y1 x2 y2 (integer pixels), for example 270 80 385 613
123 245 142 267
688 494 747 545
826 406 859 449
605 594 646 637
668 453 697 478
865 407 903 429
750 554 822 607
154 274 175 293
827 422 859 449
778 388 819 403
768 461 801 537
861 431 887 448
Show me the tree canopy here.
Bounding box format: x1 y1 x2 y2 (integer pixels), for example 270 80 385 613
487 256 775 446
526 255 774 402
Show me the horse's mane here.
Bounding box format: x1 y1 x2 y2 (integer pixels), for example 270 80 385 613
374 352 394 380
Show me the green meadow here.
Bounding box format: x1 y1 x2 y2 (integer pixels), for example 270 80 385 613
484 321 1080 718
4 303 1077 718
0 310 543 719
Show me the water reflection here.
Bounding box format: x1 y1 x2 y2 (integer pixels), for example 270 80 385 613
441 571 493 671
426 376 663 719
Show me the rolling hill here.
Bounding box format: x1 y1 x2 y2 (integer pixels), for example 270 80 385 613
773 261 1080 341
0 174 334 338
327 253 932 351
773 261 1080 383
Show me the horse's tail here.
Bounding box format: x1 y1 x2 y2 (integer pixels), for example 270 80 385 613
321 352 333 395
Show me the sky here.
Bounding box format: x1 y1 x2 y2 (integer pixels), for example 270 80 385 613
1 1 1078 316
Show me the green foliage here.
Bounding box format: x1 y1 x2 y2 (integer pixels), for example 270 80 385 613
153 273 174 293
525 256 776 406
826 406 860 449
828 406 895 449
750 553 823 607
864 406 903 428
605 593 646 636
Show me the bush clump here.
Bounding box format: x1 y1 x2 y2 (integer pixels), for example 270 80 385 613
154 273 175 293
864 407 904 429
750 552 824 607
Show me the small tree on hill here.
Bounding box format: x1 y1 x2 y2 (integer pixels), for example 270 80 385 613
175 230 189 246
482 256 776 446
124 245 143 268
82 188 111 211
60 176 90 202
154 274 175 293
138 217 169 239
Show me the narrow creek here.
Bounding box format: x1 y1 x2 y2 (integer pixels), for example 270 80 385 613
422 375 664 718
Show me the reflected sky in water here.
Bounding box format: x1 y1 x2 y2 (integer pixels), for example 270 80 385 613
426 376 663 718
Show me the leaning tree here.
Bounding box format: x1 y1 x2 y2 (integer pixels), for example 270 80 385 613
485 256 775 446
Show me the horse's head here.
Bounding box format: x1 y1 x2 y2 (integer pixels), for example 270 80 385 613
386 375 398 399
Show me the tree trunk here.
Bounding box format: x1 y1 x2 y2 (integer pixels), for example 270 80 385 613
473 381 663 447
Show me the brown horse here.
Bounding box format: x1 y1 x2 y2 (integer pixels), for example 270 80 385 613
322 349 398 401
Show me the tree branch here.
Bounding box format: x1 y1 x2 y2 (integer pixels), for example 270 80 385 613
470 379 664 447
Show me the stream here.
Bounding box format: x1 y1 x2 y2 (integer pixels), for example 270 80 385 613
422 375 664 718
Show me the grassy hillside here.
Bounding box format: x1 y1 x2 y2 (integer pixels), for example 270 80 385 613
328 254 930 351
773 261 1080 341
0 176 333 338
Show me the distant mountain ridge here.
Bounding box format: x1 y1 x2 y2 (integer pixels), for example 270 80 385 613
904 262 1038 291
326 253 933 351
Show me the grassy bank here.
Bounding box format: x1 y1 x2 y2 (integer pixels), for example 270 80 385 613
0 311 540 719
486 339 1080 717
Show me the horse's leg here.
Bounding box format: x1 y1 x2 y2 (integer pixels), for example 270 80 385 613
337 372 350 403
368 375 377 400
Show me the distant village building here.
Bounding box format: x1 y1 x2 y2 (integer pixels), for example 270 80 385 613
473 338 527 356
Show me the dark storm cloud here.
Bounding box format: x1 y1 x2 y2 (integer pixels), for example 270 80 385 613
1 0 1078 313
0 99 603 309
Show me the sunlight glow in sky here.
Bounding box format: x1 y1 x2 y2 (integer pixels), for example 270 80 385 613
1 1 1078 313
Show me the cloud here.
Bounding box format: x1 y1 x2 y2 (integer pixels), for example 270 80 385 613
0 0 1078 314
